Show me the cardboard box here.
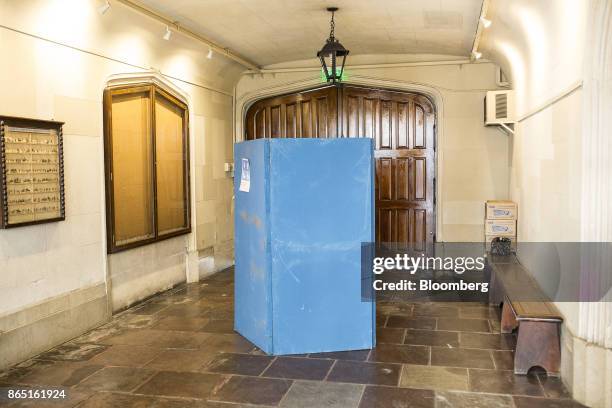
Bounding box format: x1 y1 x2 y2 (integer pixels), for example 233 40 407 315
485 219 516 236
485 200 517 220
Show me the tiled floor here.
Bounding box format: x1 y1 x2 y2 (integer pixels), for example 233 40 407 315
0 269 588 407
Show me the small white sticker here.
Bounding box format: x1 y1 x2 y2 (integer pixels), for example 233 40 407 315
239 158 250 192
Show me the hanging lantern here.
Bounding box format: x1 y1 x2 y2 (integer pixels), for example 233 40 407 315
317 7 349 83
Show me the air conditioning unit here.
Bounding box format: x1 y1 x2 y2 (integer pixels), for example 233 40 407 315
485 90 516 125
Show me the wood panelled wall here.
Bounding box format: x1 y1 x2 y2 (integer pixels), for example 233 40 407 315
245 85 435 247
246 87 338 139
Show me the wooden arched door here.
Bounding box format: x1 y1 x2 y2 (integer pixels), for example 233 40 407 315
245 85 436 248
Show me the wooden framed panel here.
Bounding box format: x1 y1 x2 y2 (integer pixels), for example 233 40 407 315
342 85 436 248
107 87 155 247
244 86 338 140
154 88 190 237
0 116 65 228
104 83 191 253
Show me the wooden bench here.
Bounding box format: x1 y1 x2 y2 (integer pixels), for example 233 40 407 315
488 257 563 376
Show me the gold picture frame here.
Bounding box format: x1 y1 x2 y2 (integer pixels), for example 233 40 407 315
0 116 65 228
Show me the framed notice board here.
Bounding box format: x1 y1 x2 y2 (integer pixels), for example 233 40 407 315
0 116 65 228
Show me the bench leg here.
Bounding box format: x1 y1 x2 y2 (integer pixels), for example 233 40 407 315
488 271 504 306
501 302 518 333
514 321 561 375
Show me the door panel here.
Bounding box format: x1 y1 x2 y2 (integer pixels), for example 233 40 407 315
245 87 338 140
245 85 435 248
342 86 435 248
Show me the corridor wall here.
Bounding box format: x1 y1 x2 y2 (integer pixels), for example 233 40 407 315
0 0 242 369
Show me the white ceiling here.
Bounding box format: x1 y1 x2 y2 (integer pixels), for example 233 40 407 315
137 0 483 67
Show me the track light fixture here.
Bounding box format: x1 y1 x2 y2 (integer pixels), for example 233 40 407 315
480 16 492 28
163 25 172 41
98 0 110 15
207 48 213 59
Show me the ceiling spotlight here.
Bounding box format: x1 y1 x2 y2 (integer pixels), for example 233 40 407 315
472 51 483 60
98 0 110 15
480 17 492 28
207 48 213 59
163 26 172 41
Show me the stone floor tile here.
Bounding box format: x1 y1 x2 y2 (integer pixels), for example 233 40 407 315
492 350 514 370
437 318 491 333
76 367 154 392
489 318 502 333
135 371 225 399
431 347 494 369
0 360 49 384
150 331 211 349
404 329 459 348
376 314 388 327
458 306 501 319
327 360 401 386
35 344 108 362
206 309 234 320
76 392 210 407
376 328 405 344
513 396 589 408
468 369 544 396
376 302 413 316
537 374 572 399
150 292 196 307
145 349 219 372
435 391 514 408
101 329 168 346
279 380 364 408
130 301 169 315
70 325 123 345
308 349 371 361
88 345 162 367
386 315 436 330
111 314 161 330
12 361 103 387
358 385 435 408
198 333 256 354
412 304 460 318
459 332 516 350
196 298 234 310
400 364 468 391
152 316 210 332
199 320 235 334
368 344 429 365
158 303 212 318
262 357 333 380
204 353 273 376
209 376 292 405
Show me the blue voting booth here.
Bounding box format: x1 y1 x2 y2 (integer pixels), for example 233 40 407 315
234 138 375 355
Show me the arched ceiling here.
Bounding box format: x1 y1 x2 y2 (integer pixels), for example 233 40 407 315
136 0 483 67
